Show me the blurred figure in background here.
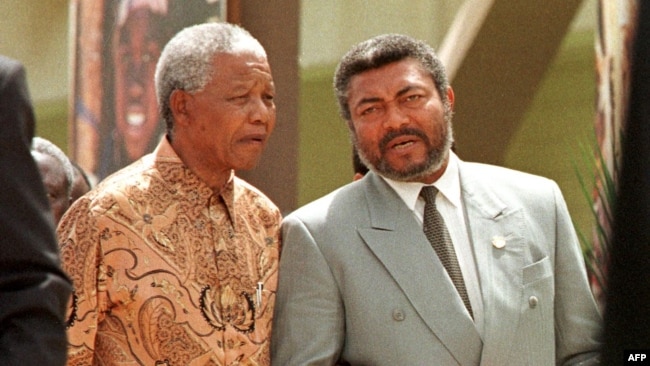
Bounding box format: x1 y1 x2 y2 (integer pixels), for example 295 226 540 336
31 136 75 224
602 0 650 361
0 54 71 365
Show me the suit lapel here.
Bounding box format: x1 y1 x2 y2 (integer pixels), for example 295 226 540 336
358 173 482 365
459 163 527 365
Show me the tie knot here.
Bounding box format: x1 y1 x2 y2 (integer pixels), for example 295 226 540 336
420 185 439 204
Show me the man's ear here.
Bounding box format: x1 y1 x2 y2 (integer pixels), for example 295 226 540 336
170 89 191 126
446 86 455 110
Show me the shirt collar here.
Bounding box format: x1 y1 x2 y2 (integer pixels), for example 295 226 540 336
153 136 237 225
153 136 235 190
382 151 462 210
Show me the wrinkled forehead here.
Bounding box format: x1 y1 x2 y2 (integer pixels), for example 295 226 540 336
348 59 432 94
212 49 272 74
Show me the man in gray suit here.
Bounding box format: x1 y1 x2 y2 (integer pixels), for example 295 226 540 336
271 34 602 365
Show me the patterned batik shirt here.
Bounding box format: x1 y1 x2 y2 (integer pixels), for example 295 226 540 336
57 137 282 366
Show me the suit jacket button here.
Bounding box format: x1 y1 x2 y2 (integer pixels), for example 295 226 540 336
392 309 405 321
529 295 539 308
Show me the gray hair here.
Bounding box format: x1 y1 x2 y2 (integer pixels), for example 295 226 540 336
334 34 449 122
155 22 266 138
31 136 75 198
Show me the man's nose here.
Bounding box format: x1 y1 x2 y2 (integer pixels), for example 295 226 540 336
248 97 274 124
383 104 409 129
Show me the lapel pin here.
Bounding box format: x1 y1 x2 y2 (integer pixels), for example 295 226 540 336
491 235 506 249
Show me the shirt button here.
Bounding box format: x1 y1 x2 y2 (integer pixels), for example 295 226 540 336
529 295 539 308
392 309 405 321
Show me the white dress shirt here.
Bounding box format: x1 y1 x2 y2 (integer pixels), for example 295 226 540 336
383 152 484 335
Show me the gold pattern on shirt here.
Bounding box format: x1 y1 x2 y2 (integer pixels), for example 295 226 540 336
57 138 281 366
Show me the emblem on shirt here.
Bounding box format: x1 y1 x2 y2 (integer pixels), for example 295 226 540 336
199 285 255 333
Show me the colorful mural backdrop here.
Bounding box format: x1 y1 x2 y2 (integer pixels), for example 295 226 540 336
69 0 228 183
591 0 638 310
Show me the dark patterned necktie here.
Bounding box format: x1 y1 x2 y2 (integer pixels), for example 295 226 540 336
420 186 473 318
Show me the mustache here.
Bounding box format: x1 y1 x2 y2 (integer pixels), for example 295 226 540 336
378 127 429 153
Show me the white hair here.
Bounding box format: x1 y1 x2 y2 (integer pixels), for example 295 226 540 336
154 22 266 138
31 136 75 198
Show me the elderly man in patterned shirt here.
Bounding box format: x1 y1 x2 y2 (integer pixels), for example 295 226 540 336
57 22 281 365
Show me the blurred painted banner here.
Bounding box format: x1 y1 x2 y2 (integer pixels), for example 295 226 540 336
589 0 638 312
68 0 234 183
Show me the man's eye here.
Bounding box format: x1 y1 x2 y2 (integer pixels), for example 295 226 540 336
361 106 378 116
229 95 248 102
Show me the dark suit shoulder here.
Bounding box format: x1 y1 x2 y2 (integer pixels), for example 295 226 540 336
0 55 23 87
0 55 35 143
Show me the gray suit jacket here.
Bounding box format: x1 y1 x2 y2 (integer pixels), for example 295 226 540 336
272 161 602 365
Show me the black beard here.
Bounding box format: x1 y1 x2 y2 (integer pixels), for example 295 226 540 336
352 123 452 182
